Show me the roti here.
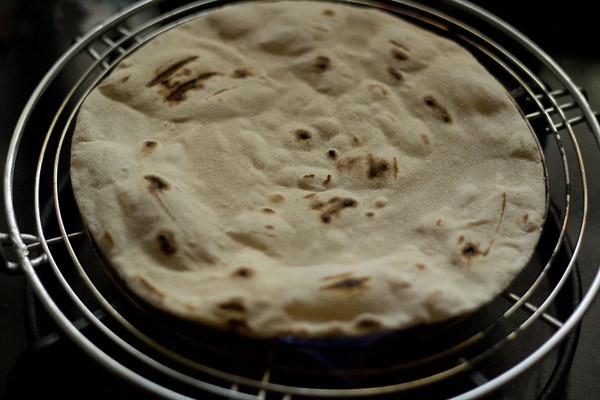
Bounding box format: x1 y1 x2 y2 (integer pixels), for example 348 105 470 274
70 1 546 338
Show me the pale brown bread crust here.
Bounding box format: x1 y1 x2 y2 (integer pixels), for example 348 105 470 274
70 1 546 338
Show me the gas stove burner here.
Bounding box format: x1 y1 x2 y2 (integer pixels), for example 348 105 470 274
1 1 599 399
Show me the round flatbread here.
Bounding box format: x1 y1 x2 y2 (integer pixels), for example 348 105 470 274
70 1 546 338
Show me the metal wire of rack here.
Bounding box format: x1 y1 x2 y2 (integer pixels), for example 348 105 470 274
2 1 600 399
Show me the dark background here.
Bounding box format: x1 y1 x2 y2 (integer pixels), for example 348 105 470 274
0 1 598 399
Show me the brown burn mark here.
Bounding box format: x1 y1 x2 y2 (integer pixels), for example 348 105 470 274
144 174 169 191
322 9 335 16
166 80 199 102
424 96 452 123
436 219 444 227
415 263 426 270
312 56 331 72
327 149 338 160
192 71 220 81
142 140 158 154
205 86 238 100
269 194 285 203
308 195 358 224
365 211 375 218
460 192 507 263
387 67 403 81
218 299 246 313
231 267 255 278
265 225 275 230
390 48 409 61
232 69 252 79
157 230 177 255
303 174 315 179
310 200 325 210
120 75 130 83
342 199 356 207
367 154 390 179
321 276 371 291
166 72 220 103
322 174 332 186
335 153 399 179
389 40 410 51
462 242 481 258
261 207 276 214
335 155 361 173
420 134 430 145
294 129 312 141
391 280 411 291
356 318 382 330
147 56 199 87
143 175 179 222
511 147 537 161
101 230 115 247
144 175 179 223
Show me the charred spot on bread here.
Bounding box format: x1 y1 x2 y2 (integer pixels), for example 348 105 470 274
462 243 480 258
157 230 177 255
391 48 409 61
231 267 255 278
356 318 382 329
424 95 452 123
294 129 312 141
308 195 358 223
269 194 285 203
367 154 390 179
232 69 252 79
322 276 371 290
218 300 246 313
147 56 198 87
312 56 331 71
387 67 403 81
143 140 158 153
144 175 169 191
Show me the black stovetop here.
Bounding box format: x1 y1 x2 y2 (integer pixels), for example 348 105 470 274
1 0 598 399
